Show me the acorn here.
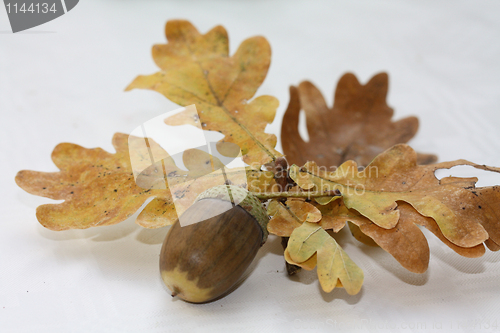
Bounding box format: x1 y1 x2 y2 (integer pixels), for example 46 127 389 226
160 185 269 303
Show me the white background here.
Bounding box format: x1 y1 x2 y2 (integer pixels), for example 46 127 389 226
1 1 500 332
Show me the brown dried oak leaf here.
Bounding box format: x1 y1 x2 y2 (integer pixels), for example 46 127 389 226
281 73 437 168
126 20 281 166
15 133 276 230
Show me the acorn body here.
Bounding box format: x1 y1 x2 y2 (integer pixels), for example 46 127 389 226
160 187 267 303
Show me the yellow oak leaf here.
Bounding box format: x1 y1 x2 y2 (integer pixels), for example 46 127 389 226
286 222 364 294
284 249 317 271
126 20 281 166
15 133 176 230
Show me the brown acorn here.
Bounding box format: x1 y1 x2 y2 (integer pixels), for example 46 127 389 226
160 185 269 303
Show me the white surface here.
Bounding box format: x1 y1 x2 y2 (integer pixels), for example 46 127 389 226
2 1 500 332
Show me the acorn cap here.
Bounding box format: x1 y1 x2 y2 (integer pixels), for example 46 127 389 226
195 185 269 243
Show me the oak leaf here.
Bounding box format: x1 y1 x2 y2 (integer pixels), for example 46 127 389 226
267 199 322 236
126 20 281 166
266 197 354 237
284 250 318 271
281 73 437 168
15 133 175 230
15 133 277 230
313 200 363 233
286 222 364 294
347 222 379 247
284 249 344 289
289 144 500 250
350 202 486 273
274 196 484 273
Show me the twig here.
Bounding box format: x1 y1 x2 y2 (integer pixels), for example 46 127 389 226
253 189 341 200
